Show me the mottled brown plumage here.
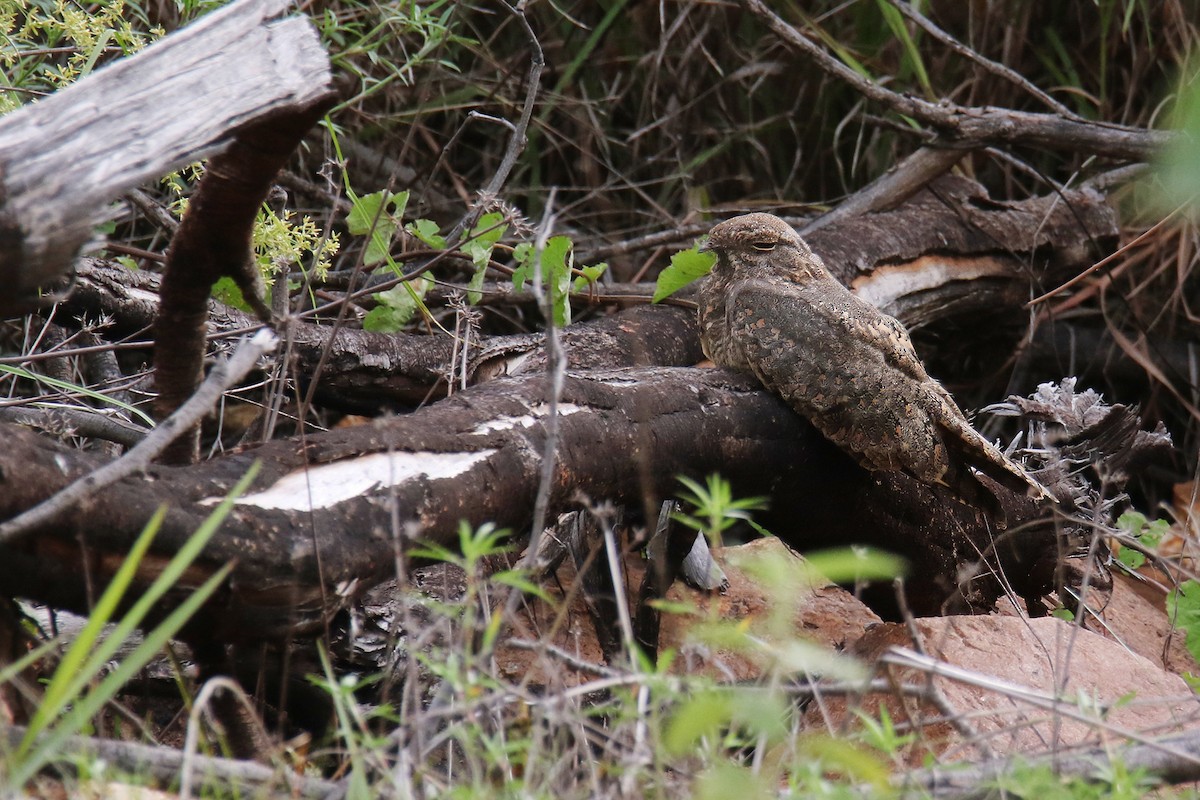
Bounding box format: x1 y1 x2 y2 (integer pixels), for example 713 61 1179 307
698 212 1048 510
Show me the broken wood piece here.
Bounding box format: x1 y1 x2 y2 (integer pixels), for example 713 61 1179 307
0 0 333 312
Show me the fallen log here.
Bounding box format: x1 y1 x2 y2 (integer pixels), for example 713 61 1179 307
0 365 1054 642
2 162 1123 641
67 257 703 407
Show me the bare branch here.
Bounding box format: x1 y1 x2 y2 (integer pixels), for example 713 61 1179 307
0 329 276 545
741 0 1171 161
884 0 1079 120
0 724 337 799
801 146 964 236
448 1 544 244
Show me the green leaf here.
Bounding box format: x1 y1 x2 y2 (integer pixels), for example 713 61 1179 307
457 520 510 564
512 236 575 326
406 218 446 249
1168 579 1200 664
572 262 608 292
694 763 774 800
347 189 409 266
363 305 405 333
853 704 915 754
491 570 553 602
1116 510 1168 569
346 189 409 235
511 242 532 291
665 690 734 754
647 598 700 616
653 245 716 303
363 276 432 332
800 732 893 787
545 235 574 327
673 473 768 541
465 260 489 305
212 275 252 312
1117 547 1146 570
467 212 508 254
461 212 508 304
1117 510 1149 531
803 547 906 585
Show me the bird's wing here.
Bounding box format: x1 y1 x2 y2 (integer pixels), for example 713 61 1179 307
725 279 947 478
729 278 930 383
842 294 936 384
725 278 885 409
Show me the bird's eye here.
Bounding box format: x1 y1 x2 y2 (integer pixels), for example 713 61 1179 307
751 241 776 252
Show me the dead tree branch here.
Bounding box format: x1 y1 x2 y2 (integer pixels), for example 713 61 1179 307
60 177 1116 407
0 725 337 799
0 0 332 312
0 329 276 545
153 96 335 463
741 0 1170 161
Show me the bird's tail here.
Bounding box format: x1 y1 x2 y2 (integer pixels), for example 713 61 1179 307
947 422 1055 504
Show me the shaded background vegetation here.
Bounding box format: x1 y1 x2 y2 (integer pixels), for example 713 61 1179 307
4 0 1198 495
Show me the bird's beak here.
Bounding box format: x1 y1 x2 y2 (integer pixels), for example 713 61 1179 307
697 238 713 253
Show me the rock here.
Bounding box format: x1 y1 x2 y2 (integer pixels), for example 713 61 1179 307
658 537 882 681
491 536 882 688
1096 572 1198 676
817 615 1200 761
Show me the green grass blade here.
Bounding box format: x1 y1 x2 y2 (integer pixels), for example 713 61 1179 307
552 0 630 95
58 462 261 697
18 506 166 755
13 562 235 788
0 636 64 688
875 0 932 98
16 462 259 765
0 364 155 427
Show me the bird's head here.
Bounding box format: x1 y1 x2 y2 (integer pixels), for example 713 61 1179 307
700 213 821 281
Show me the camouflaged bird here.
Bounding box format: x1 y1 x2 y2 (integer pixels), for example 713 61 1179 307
697 212 1049 510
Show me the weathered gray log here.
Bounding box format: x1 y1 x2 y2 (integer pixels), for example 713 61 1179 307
0 0 332 311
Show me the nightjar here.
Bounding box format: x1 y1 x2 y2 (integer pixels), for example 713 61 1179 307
697 212 1049 510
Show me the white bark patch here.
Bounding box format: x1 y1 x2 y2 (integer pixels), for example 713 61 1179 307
501 351 533 375
581 373 639 386
201 449 496 512
470 402 581 435
851 255 1009 312
127 287 161 306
